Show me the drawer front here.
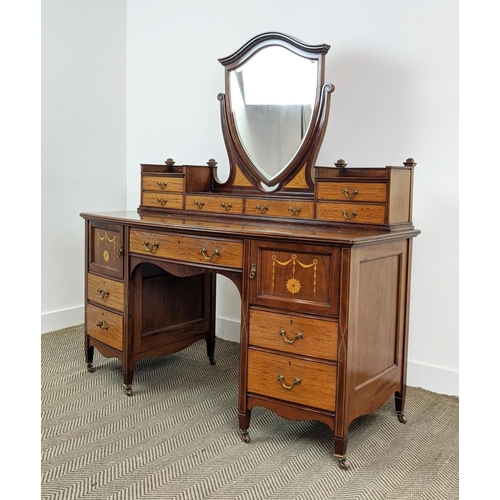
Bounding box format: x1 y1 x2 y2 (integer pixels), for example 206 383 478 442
142 192 184 209
317 182 387 202
316 202 386 224
87 273 124 312
185 195 244 214
88 221 124 279
142 175 184 193
247 349 336 411
86 303 123 351
249 240 339 316
129 229 243 269
244 198 314 219
249 309 337 360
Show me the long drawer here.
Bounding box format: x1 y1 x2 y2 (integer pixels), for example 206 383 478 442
86 303 123 351
129 229 243 268
247 349 336 411
249 309 337 360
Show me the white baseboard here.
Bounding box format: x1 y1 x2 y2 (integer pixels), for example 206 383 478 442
41 306 84 334
41 313 458 397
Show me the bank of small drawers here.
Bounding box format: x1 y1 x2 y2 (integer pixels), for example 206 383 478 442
129 228 243 268
316 181 387 224
247 308 338 412
142 175 184 209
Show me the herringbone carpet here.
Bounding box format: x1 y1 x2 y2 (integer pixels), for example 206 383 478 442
41 325 459 500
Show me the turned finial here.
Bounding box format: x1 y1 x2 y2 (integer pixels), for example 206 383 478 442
335 159 347 168
403 158 417 167
164 158 176 167
207 158 218 167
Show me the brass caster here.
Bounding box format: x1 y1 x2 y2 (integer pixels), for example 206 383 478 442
124 385 132 396
397 412 407 424
87 363 95 373
209 357 216 366
337 457 349 470
240 430 250 443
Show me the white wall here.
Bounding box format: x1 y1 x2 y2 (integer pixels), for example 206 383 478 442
41 0 127 332
126 0 458 395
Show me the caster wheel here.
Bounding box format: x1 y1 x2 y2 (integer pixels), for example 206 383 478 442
338 457 349 470
209 357 216 366
87 363 95 373
240 431 250 443
397 412 407 424
124 385 132 396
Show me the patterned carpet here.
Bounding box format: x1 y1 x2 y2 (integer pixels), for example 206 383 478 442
41 325 459 500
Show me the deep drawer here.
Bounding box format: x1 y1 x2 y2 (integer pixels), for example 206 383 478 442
87 273 124 312
86 303 123 351
247 349 336 411
129 229 244 269
249 309 337 360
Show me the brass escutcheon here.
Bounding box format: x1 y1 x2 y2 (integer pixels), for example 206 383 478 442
278 374 301 390
249 263 257 279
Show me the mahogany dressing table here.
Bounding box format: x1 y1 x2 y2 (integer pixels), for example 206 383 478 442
81 32 419 469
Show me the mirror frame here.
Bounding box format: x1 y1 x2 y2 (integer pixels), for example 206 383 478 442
216 32 334 194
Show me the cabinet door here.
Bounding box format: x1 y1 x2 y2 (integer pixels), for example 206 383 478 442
248 240 339 316
88 221 124 279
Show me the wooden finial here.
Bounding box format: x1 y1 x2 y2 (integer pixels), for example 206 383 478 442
164 158 175 167
403 158 416 167
207 159 218 167
335 159 347 168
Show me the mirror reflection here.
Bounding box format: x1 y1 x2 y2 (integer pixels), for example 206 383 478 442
229 46 318 182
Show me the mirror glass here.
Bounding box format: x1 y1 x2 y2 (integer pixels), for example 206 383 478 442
229 46 318 182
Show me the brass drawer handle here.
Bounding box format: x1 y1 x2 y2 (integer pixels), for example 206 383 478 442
255 205 268 214
143 240 159 252
341 210 357 220
279 328 303 344
342 188 358 199
194 200 205 209
278 374 301 390
287 207 301 216
201 247 220 261
220 202 232 211
156 181 167 189
96 288 109 300
156 198 167 206
96 320 109 330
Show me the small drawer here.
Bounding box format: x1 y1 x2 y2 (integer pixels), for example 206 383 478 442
317 182 387 202
244 198 314 218
142 175 184 193
86 303 123 351
249 309 337 360
87 273 124 312
185 195 244 214
142 192 184 209
247 349 336 411
129 229 243 269
316 202 386 224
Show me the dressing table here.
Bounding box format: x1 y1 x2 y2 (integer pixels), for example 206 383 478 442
81 32 419 469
